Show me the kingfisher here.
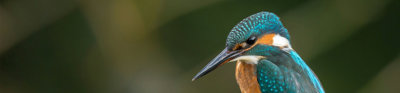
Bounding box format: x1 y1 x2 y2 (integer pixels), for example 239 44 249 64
192 12 324 93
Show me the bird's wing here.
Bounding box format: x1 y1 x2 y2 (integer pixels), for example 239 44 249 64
257 59 295 93
287 50 324 93
256 58 317 93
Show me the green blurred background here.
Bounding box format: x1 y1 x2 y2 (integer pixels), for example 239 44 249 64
0 0 399 93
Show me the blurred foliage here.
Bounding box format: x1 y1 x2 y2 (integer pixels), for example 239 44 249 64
0 0 399 93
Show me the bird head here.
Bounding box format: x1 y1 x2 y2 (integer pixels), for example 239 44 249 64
192 12 292 81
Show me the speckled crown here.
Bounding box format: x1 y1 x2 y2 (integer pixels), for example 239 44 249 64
226 12 289 47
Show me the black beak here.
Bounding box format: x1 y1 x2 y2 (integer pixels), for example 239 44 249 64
192 47 241 81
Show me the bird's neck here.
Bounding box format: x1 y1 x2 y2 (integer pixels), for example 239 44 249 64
235 61 261 93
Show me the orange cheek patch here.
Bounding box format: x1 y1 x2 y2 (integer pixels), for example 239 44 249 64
256 34 275 45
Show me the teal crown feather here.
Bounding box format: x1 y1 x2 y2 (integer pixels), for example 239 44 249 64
226 12 289 48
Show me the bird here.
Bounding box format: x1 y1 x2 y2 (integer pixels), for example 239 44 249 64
192 12 325 93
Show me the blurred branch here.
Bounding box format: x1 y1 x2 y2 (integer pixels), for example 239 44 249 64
0 0 76 55
283 0 390 59
78 0 231 92
78 0 191 92
358 54 400 93
0 0 76 92
156 0 225 28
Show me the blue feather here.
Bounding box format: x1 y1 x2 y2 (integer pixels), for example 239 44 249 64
256 50 325 93
226 12 289 48
288 50 324 93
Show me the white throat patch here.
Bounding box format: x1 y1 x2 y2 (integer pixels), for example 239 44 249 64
272 34 290 48
231 55 265 64
272 34 292 53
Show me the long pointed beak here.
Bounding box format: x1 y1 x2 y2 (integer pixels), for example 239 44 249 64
192 47 241 81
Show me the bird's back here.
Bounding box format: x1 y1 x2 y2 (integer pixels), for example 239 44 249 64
255 50 324 93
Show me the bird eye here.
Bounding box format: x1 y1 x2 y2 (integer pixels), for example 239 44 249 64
232 36 257 51
246 36 257 45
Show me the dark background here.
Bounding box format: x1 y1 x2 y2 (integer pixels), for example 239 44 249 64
0 0 399 93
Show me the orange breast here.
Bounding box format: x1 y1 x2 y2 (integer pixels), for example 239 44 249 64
235 62 261 93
